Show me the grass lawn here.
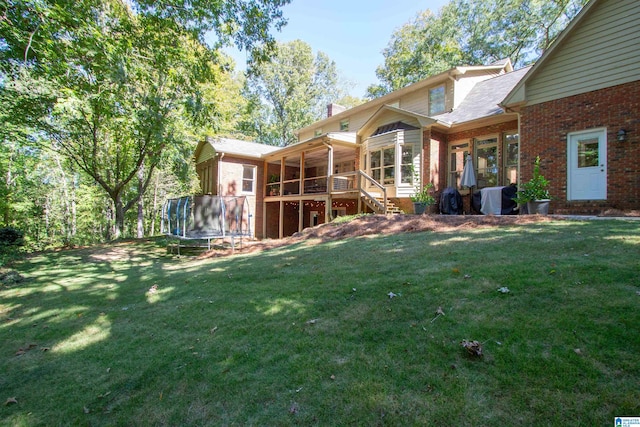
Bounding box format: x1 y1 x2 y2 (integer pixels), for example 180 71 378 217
1 218 639 425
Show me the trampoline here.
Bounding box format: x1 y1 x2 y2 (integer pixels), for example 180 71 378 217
161 195 252 254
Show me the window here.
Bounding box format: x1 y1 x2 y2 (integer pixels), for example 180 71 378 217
370 151 381 182
577 138 599 167
448 142 470 188
383 147 395 185
503 132 519 185
340 119 349 131
475 137 498 189
400 145 414 185
242 165 256 193
369 147 395 185
429 85 446 115
314 128 323 137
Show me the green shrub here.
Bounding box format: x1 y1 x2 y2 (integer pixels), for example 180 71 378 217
0 227 24 248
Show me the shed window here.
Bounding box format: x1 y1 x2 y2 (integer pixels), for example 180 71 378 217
340 119 349 131
242 165 256 193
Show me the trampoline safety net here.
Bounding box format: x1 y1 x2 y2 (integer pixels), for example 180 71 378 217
162 195 252 239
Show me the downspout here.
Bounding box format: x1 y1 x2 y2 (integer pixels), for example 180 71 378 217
217 152 225 195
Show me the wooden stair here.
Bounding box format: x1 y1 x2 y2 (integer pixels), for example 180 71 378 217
376 198 404 214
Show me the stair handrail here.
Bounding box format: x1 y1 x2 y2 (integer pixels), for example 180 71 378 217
356 170 387 214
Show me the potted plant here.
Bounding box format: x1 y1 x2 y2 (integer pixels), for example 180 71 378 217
513 156 551 214
411 182 436 214
268 174 280 196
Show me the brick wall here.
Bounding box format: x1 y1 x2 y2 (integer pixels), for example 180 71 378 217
519 80 640 213
218 156 266 238
423 121 519 213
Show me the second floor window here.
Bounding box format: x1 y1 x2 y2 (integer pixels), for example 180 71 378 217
429 85 445 115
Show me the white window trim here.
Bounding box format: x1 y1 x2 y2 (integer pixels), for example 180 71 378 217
241 165 257 194
474 135 499 189
448 140 470 189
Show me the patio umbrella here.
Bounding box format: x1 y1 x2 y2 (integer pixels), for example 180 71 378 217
460 155 476 214
460 155 476 188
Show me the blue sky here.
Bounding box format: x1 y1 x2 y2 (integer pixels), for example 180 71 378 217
225 0 450 98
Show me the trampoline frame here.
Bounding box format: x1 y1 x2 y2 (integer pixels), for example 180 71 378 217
161 195 253 254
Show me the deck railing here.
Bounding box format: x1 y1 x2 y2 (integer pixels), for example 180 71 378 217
265 170 388 214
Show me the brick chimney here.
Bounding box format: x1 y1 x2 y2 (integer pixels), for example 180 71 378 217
327 103 346 118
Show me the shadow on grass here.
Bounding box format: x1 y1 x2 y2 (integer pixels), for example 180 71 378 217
1 221 639 425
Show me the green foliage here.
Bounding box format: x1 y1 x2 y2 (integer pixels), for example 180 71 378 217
513 156 550 204
242 40 350 146
0 227 24 247
368 0 589 97
1 0 289 243
410 182 436 204
409 167 436 204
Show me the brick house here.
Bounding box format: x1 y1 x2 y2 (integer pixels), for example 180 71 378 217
501 0 640 213
193 0 639 240
196 60 528 238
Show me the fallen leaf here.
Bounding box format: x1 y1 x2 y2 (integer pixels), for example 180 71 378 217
574 348 582 355
330 374 336 380
41 347 50 352
461 339 483 357
387 292 397 299
436 306 445 316
4 397 17 406
305 319 318 325
498 287 510 293
83 406 90 414
210 326 218 334
451 268 460 274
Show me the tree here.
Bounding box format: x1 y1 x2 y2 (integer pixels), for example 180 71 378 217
367 0 589 98
1 0 290 239
242 40 349 146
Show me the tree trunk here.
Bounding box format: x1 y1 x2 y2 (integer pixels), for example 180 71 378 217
54 154 72 244
3 142 15 226
150 172 159 236
71 173 77 237
137 166 144 238
114 194 125 240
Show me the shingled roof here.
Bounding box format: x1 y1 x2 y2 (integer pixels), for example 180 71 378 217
205 137 280 158
433 66 531 125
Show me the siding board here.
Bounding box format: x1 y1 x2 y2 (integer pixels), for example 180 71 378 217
526 0 640 105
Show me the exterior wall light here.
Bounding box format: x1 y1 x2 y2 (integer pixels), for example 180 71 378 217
617 129 627 142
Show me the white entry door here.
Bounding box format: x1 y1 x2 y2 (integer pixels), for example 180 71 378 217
567 129 607 200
